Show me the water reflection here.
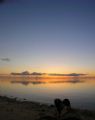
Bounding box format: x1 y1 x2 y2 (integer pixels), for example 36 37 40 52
10 78 85 86
0 76 95 110
11 80 45 85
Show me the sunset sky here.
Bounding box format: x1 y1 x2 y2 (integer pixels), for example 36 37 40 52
0 0 95 75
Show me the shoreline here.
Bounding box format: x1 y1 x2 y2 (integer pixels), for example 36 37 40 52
0 96 95 120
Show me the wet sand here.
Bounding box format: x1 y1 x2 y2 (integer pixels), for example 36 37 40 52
0 96 95 120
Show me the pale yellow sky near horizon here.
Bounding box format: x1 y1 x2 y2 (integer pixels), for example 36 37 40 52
0 65 95 76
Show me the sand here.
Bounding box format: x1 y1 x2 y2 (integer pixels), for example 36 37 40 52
0 96 95 120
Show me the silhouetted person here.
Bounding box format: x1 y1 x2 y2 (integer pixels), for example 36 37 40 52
54 98 63 119
63 99 71 112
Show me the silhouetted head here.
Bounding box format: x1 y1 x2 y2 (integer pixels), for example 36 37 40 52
63 99 71 107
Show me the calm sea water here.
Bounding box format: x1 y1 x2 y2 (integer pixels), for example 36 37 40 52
0 76 95 110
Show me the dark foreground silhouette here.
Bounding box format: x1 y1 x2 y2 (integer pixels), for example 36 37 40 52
54 98 81 120
0 96 95 120
54 98 71 116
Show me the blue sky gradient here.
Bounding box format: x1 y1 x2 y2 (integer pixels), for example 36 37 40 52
0 0 95 74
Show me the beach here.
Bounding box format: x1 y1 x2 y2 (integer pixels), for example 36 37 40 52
0 96 95 120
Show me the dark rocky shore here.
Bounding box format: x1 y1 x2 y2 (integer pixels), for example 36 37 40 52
0 96 95 120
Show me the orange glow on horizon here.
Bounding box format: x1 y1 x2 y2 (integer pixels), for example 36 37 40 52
0 66 95 76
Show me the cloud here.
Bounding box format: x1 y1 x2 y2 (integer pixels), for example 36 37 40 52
49 73 87 76
1 58 11 62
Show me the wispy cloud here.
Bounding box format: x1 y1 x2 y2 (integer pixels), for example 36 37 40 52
1 58 11 62
49 73 87 77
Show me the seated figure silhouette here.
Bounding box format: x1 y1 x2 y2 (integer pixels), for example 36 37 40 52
63 99 71 112
54 98 71 119
54 98 63 118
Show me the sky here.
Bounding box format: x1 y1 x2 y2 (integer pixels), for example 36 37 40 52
0 0 95 75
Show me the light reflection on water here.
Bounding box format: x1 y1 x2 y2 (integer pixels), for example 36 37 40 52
0 76 95 110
